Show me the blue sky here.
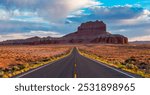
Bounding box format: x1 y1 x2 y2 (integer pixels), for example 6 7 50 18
0 0 150 41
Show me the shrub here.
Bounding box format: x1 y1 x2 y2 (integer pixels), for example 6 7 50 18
42 58 49 62
0 68 4 78
126 63 135 69
30 62 38 64
143 64 150 74
3 68 14 73
125 57 136 64
16 64 25 70
138 62 147 70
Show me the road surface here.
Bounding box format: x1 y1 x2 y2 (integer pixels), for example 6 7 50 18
15 48 140 78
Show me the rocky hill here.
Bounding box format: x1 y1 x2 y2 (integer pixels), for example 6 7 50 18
61 20 128 44
0 20 128 45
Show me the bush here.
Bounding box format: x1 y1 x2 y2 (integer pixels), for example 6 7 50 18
125 57 136 64
126 63 135 69
145 68 150 74
30 62 38 64
138 62 147 70
5 64 25 73
3 68 13 73
17 64 25 70
42 58 49 62
0 68 4 78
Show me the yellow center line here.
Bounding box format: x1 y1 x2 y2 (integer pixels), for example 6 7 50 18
74 63 77 68
74 63 77 78
74 73 77 78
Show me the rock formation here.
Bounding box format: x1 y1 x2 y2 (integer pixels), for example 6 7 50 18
62 20 128 44
78 20 107 34
0 20 128 45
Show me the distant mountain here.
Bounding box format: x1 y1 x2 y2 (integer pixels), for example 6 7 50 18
0 36 56 45
130 41 150 44
0 20 128 45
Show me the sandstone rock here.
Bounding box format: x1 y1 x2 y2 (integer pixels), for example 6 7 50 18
91 34 128 44
77 20 106 34
63 20 128 44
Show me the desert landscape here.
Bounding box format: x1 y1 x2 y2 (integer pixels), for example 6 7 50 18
0 44 150 78
0 45 72 77
1 1 150 95
78 44 150 77
0 21 149 78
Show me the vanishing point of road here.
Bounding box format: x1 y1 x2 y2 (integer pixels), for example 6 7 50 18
15 48 141 78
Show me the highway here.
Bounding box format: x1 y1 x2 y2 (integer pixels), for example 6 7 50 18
15 48 140 78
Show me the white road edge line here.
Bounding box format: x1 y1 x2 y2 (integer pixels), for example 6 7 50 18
16 48 135 78
91 59 135 78
15 61 54 78
15 48 74 78
76 47 135 78
83 55 135 78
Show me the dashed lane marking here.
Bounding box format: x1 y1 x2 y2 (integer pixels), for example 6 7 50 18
74 63 77 78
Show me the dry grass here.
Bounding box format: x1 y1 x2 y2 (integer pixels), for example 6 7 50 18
78 44 150 77
0 45 72 77
78 44 150 63
0 45 71 68
1 44 150 77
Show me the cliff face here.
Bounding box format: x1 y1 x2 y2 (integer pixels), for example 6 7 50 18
64 20 109 38
0 20 128 45
91 34 128 44
78 20 107 34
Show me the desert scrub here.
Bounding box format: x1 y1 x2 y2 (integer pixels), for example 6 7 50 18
123 57 150 76
0 45 72 68
78 47 150 78
145 66 150 74
1 47 72 78
122 57 138 70
0 68 4 77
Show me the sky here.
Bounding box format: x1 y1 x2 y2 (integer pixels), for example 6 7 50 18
0 0 150 41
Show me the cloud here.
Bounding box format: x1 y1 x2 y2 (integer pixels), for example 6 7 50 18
0 1 150 42
118 9 150 25
0 20 51 33
11 9 37 17
129 35 150 41
11 16 47 23
67 5 150 41
68 5 146 22
0 0 100 21
0 9 10 20
68 10 86 18
0 8 38 22
0 31 63 41
93 6 142 20
29 31 64 37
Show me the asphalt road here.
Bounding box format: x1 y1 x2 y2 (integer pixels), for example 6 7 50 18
15 48 140 78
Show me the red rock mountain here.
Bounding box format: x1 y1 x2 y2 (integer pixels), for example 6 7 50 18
0 20 128 45
61 20 128 44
